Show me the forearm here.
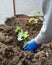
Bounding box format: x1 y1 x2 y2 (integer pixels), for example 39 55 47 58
35 0 52 44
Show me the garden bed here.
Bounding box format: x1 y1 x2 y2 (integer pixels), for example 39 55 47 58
0 17 52 65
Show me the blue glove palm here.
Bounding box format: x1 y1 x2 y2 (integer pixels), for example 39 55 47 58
23 39 39 51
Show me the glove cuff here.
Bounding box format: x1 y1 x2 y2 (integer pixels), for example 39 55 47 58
31 39 40 50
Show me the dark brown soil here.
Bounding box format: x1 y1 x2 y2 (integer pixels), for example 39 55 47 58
0 16 52 65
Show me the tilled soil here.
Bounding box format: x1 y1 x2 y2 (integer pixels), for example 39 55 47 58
0 17 52 65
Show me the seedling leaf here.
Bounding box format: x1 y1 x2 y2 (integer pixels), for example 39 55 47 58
22 31 28 38
34 19 38 23
14 26 21 32
28 18 34 23
17 30 23 41
39 17 44 22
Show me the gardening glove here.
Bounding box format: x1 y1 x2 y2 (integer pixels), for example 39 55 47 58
23 39 39 51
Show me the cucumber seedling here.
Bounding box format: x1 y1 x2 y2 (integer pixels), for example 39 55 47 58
28 10 43 23
14 26 29 44
14 26 21 32
28 18 35 23
17 30 28 41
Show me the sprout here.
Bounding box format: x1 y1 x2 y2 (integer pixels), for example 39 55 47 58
14 26 21 32
28 18 34 23
17 30 28 41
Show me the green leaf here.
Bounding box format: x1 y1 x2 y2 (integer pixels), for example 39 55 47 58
17 30 23 41
22 31 28 38
17 30 28 41
39 17 44 22
14 26 21 32
28 18 34 23
34 19 38 23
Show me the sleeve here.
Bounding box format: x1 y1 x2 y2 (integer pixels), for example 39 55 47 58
35 0 52 43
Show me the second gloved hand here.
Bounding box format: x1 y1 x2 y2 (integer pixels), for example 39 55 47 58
23 39 39 51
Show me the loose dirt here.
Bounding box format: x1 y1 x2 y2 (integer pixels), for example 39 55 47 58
0 16 52 65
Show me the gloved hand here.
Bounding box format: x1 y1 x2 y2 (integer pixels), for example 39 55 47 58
23 39 39 51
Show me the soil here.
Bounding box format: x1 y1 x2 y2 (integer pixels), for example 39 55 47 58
0 16 52 65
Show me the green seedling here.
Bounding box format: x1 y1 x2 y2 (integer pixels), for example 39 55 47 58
28 10 43 23
22 31 28 38
28 18 34 23
28 17 43 24
17 30 28 41
15 26 29 42
38 17 44 22
35 17 44 23
17 30 23 41
14 26 21 32
15 26 29 45
34 19 39 23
